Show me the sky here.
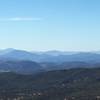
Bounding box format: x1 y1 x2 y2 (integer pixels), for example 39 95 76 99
0 0 100 51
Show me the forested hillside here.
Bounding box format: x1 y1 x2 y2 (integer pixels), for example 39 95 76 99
0 68 100 100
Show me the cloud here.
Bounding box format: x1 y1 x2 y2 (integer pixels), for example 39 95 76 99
0 17 42 21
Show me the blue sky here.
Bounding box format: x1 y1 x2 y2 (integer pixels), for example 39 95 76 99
0 0 100 51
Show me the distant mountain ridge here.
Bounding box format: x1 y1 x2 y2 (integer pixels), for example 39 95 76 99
0 48 100 63
0 48 100 74
0 60 43 74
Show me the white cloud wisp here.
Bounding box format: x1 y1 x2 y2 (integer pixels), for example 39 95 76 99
0 17 42 21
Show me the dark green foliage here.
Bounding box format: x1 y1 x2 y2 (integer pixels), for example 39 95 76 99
0 68 100 99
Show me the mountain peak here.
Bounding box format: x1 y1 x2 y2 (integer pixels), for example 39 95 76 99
0 48 16 55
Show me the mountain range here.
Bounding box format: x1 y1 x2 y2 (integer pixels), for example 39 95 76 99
0 49 100 99
0 48 100 63
0 48 100 74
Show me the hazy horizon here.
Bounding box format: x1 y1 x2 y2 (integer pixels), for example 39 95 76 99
0 0 100 51
0 48 100 52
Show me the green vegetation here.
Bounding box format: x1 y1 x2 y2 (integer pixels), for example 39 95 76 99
0 68 100 99
0 68 100 100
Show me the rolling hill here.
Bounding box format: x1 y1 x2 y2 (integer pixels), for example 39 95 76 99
0 68 100 100
0 60 43 74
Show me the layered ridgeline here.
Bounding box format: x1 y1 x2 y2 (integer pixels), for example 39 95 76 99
0 49 100 99
0 48 100 63
0 68 100 100
0 48 100 74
